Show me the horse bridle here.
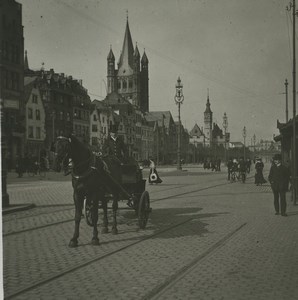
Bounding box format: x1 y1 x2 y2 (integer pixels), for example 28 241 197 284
55 136 93 177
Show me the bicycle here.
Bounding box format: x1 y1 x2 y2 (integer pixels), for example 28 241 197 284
239 171 246 183
230 170 237 183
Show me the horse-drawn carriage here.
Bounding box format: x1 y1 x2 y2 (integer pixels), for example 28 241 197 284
84 159 151 230
52 135 151 247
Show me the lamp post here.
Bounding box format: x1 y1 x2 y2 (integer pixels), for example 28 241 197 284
242 126 247 160
52 111 56 143
1 99 9 207
253 134 256 153
223 112 228 164
174 76 184 170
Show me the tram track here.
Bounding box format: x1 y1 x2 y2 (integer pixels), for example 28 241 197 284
5 216 247 300
3 176 253 237
143 222 247 300
4 217 194 299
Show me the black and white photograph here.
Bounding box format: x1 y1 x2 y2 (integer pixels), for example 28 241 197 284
1 0 298 299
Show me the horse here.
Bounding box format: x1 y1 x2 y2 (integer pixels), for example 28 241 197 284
52 134 121 247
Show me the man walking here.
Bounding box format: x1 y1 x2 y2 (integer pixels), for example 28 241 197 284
268 154 291 216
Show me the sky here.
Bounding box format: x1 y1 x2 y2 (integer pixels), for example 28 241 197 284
18 0 294 143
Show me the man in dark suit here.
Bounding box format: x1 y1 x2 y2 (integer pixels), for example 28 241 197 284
268 154 291 216
102 124 127 162
102 123 128 189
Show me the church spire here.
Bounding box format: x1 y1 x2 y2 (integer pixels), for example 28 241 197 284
107 45 115 61
141 49 148 64
204 89 212 113
118 17 134 73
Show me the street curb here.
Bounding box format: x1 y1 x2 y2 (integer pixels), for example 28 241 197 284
2 203 36 215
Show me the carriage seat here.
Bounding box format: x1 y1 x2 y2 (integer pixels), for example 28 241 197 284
121 158 143 184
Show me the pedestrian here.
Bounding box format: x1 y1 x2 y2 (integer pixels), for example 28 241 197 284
148 158 162 184
217 158 221 171
254 157 266 185
238 157 247 182
246 158 251 173
15 154 24 178
268 154 290 216
227 157 233 181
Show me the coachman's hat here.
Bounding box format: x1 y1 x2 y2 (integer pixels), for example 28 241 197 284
109 123 119 133
273 154 282 161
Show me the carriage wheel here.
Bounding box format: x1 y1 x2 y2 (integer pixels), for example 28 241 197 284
84 198 94 227
138 191 151 229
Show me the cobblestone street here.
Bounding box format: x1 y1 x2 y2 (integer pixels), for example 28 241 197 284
2 165 298 299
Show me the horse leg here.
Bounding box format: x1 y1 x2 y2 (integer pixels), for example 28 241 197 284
69 192 83 247
101 196 109 234
91 194 99 245
111 195 119 235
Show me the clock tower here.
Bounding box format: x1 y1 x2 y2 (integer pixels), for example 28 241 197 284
204 91 213 147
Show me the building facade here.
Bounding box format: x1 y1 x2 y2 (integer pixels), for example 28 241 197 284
0 0 25 169
24 76 46 158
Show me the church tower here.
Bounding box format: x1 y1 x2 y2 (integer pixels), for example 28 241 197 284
107 46 116 94
140 50 149 112
106 16 149 112
204 91 213 147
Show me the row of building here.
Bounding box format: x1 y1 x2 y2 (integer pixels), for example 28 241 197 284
2 0 237 170
8 0 285 171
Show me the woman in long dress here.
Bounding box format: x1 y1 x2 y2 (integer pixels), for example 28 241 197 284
148 159 162 184
255 157 267 185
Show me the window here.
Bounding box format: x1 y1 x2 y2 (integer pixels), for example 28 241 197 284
28 108 33 119
129 80 133 89
60 111 63 120
36 109 40 120
92 137 98 146
92 125 97 132
36 127 41 139
93 114 97 121
117 81 121 89
32 94 38 103
123 80 127 90
28 126 33 138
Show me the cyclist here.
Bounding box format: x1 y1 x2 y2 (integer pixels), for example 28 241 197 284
227 158 233 181
230 158 238 182
238 157 247 182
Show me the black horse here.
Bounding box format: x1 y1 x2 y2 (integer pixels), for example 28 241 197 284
52 134 123 247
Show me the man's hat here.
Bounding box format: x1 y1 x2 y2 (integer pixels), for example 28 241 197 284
273 154 282 161
109 123 118 133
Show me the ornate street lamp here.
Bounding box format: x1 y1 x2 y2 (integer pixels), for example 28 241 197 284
242 126 247 160
222 112 228 163
52 111 56 144
174 76 184 170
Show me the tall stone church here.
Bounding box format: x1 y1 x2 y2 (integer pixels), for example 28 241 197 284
106 18 149 112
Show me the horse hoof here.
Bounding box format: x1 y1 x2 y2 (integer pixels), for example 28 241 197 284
91 238 100 246
101 227 109 234
112 227 118 235
68 239 78 248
